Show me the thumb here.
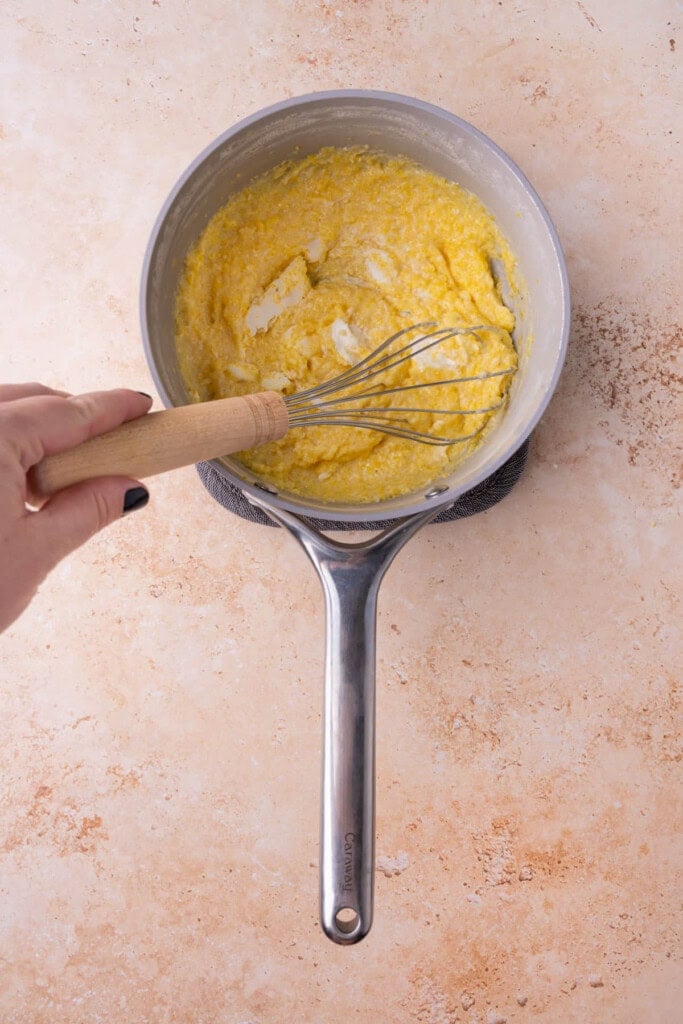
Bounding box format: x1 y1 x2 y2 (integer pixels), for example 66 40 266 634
29 477 149 572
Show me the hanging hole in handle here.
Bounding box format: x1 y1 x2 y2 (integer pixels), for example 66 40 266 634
335 906 360 934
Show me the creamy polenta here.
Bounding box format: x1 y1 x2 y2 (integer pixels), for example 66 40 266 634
175 147 517 503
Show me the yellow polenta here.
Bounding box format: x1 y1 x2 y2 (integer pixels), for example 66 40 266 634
175 146 517 503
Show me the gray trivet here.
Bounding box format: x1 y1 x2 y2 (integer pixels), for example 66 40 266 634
196 437 530 529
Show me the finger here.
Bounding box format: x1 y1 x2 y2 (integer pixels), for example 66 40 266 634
26 476 150 573
0 382 71 403
0 389 153 471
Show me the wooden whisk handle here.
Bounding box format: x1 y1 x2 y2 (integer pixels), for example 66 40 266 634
30 392 289 499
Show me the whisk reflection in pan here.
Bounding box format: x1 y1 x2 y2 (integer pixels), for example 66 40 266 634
30 323 517 498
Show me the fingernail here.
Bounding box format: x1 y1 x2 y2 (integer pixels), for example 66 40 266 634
137 391 153 399
122 486 149 516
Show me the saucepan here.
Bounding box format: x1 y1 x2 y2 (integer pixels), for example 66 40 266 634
141 90 570 944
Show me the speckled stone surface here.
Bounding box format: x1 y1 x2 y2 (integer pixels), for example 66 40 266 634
1 2 681 1021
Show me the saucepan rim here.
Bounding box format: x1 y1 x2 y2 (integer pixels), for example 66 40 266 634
140 89 570 524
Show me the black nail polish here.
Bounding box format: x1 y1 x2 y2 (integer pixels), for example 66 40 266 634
137 391 153 399
122 486 149 516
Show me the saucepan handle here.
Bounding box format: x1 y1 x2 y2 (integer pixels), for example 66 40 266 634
318 560 379 943
253 499 446 943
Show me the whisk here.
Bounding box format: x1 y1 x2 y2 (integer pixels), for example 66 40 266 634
286 322 515 444
30 323 516 499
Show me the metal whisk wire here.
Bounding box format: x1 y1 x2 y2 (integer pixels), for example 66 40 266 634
284 323 516 446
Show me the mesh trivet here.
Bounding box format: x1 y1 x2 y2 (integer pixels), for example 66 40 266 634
196 437 530 529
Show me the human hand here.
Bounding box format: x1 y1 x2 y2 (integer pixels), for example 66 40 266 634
0 384 153 633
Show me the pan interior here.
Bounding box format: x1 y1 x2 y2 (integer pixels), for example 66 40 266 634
143 92 568 522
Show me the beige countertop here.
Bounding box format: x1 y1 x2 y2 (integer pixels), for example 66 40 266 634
1 1 681 1021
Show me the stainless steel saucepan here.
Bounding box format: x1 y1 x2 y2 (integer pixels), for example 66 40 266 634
141 90 570 944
